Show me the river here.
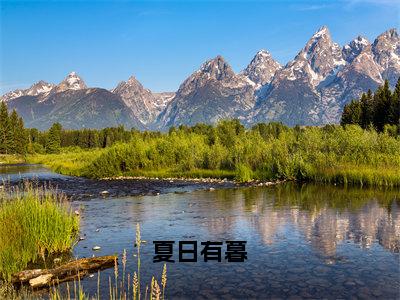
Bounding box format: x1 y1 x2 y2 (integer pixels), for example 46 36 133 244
1 164 399 299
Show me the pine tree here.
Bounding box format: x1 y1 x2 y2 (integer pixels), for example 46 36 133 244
360 91 373 129
341 100 361 126
0 102 13 154
373 80 392 131
9 109 19 153
390 78 400 128
46 123 62 153
15 116 28 154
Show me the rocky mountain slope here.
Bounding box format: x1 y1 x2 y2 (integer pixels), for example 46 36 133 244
2 26 399 130
5 73 144 130
157 55 256 128
251 26 399 126
241 50 282 87
1 81 55 103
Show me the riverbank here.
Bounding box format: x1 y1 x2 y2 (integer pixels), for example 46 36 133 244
2 165 286 200
3 124 400 187
26 125 400 187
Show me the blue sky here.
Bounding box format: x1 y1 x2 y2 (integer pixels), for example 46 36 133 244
0 0 399 94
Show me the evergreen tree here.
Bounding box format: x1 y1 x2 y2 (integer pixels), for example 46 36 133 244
360 91 373 129
15 116 28 154
0 102 13 154
390 78 400 128
373 80 392 131
341 100 361 126
29 128 40 143
341 78 399 133
9 109 20 153
46 123 62 153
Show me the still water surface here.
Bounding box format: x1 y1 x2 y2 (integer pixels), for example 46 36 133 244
2 165 400 299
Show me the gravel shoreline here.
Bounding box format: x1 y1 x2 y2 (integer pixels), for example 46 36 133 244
6 175 286 201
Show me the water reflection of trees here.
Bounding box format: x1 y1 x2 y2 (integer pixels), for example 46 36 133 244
204 184 400 255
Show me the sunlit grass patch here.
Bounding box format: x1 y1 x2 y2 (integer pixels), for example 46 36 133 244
0 183 79 281
0 155 26 165
28 148 104 177
313 164 400 187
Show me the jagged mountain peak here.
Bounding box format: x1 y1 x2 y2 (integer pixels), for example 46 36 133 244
198 55 235 80
55 71 87 92
113 75 146 91
26 80 55 96
354 35 369 45
175 56 240 97
255 49 272 57
242 49 282 86
343 36 370 62
303 26 332 52
372 28 400 87
272 26 345 87
159 55 256 128
0 80 55 102
126 75 141 84
312 25 329 39
303 25 342 60
112 74 171 125
376 28 398 41
373 28 399 52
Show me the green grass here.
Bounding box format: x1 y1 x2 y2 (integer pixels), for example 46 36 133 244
311 164 400 187
25 125 400 187
0 155 26 165
0 183 79 281
28 148 104 177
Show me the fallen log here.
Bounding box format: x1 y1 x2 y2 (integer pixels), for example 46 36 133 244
12 255 117 288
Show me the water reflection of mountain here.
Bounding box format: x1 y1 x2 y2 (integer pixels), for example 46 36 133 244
206 185 400 255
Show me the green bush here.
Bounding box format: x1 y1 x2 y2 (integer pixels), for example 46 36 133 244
27 121 400 187
235 164 253 182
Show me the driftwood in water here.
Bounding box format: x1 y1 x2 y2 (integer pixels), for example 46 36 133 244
12 255 117 288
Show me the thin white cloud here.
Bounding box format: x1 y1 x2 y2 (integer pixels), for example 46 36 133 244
291 4 334 11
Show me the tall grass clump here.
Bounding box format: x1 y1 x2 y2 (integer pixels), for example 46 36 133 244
0 183 79 281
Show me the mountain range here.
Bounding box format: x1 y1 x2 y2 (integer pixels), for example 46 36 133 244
2 26 399 130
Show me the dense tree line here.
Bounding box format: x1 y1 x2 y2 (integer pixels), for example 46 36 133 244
0 102 28 154
0 101 139 154
35 120 398 186
28 124 135 154
341 79 400 133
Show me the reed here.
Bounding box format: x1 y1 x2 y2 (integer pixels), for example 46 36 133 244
45 222 167 300
0 154 26 165
0 183 79 281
